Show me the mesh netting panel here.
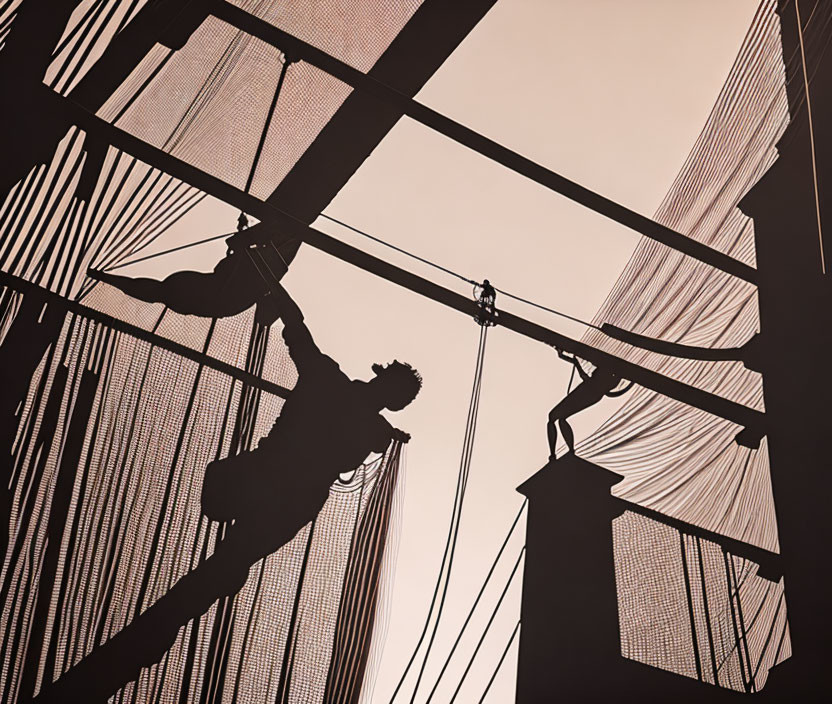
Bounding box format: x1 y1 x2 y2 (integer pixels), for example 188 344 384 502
580 0 786 552
578 1 793 690
97 16 354 199
96 1 423 199
230 0 423 72
0 282 403 703
613 512 789 692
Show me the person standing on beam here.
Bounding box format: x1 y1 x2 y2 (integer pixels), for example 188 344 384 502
547 347 633 460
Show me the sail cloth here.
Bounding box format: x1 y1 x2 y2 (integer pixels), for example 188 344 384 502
0 280 405 704
578 0 800 691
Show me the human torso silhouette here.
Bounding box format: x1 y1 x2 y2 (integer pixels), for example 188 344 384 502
257 348 392 501
201 313 393 554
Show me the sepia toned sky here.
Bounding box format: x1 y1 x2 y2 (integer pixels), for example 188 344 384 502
125 1 760 700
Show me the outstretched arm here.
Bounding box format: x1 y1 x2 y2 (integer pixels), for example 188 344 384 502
262 281 322 370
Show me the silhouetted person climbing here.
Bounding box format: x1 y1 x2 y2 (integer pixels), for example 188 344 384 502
87 221 298 324
32 282 420 704
547 347 633 460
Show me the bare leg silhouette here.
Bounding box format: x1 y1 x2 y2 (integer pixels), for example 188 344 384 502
559 418 575 454
31 515 313 704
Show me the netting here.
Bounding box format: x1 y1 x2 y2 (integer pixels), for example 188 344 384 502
95 0 423 200
0 127 206 299
576 0 806 690
0 278 405 703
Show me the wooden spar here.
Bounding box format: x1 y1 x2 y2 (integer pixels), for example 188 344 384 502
0 269 291 399
45 85 766 434
210 0 758 286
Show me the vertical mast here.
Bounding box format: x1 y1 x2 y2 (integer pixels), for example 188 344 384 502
738 1 832 698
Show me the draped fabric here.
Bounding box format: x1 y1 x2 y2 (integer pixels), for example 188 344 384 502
0 279 405 703
577 0 806 690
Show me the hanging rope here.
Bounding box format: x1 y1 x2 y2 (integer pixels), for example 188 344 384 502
237 52 293 229
449 547 525 703
389 322 490 703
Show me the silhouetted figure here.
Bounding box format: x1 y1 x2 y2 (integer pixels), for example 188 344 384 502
474 279 497 326
547 348 633 460
87 222 298 324
32 282 420 704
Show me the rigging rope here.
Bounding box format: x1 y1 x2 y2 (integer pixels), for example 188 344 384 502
320 212 603 331
389 322 489 704
477 620 521 704
103 230 236 271
424 500 527 703
449 547 525 703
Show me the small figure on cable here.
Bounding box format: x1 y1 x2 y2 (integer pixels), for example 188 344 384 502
474 279 497 327
87 219 298 325
547 347 633 460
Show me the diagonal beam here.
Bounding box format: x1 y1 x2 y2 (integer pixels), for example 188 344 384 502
264 0 500 222
46 84 766 434
0 269 290 399
212 0 758 286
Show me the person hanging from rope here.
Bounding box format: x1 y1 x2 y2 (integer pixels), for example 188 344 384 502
200 279 420 529
86 219 300 324
32 280 421 704
547 346 633 460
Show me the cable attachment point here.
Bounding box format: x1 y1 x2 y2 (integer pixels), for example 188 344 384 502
473 279 498 327
237 212 249 232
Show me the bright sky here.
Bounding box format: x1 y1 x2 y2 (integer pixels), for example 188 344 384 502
125 1 760 700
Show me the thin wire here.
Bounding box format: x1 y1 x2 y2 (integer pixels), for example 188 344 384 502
477 620 520 704
424 500 527 702
449 547 525 703
493 285 602 331
320 213 477 286
320 213 602 330
795 0 826 274
103 230 235 271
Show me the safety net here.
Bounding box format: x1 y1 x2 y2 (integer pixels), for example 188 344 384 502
0 277 405 703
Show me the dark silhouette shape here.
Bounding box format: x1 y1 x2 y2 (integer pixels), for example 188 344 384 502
32 282 419 704
87 222 298 325
474 279 497 326
601 323 763 371
0 291 65 562
547 347 633 459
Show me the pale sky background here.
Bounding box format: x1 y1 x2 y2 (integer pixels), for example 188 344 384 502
120 1 760 700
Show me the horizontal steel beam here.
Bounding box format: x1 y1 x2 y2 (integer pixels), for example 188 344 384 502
211 0 758 285
46 85 766 434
